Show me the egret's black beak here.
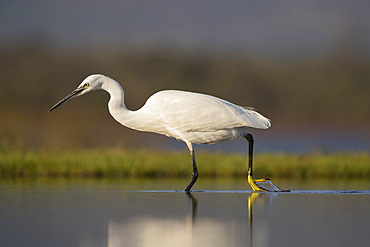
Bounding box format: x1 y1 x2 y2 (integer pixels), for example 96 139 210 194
49 87 85 112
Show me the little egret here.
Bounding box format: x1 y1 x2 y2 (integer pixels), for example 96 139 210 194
49 74 288 192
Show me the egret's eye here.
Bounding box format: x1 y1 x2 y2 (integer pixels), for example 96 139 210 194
83 83 89 88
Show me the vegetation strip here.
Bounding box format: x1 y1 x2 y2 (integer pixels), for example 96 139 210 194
0 149 368 179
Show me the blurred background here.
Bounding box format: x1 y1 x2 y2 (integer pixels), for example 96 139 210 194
0 0 369 153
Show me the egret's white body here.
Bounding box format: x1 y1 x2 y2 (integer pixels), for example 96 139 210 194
104 82 270 143
50 74 287 192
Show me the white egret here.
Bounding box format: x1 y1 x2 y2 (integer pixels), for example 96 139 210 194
49 74 288 192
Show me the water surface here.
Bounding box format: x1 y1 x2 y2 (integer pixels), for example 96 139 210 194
0 178 369 247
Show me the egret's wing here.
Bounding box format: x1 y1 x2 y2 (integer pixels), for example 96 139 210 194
145 90 270 133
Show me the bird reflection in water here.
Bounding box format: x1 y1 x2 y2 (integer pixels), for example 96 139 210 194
186 192 198 225
248 193 277 247
107 192 277 247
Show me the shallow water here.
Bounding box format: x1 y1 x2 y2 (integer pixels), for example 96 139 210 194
0 178 369 247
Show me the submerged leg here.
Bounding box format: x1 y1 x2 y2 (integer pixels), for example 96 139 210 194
185 142 198 192
245 133 289 192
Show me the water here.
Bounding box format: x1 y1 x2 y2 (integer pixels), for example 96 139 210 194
0 178 369 247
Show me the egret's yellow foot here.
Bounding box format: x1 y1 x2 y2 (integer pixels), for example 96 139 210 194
248 174 269 192
248 173 290 192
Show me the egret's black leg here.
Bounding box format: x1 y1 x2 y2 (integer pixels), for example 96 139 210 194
246 133 254 178
245 133 290 192
245 134 267 191
185 146 198 192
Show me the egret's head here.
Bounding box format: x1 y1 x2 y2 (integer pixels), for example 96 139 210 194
48 74 105 112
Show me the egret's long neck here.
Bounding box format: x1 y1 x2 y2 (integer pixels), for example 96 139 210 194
101 78 151 131
102 78 127 113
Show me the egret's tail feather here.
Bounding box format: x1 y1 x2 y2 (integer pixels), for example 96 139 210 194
241 107 271 129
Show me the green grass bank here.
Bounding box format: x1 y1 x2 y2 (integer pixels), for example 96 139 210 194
0 149 369 179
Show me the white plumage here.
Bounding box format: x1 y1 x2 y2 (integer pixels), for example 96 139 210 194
49 74 287 192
